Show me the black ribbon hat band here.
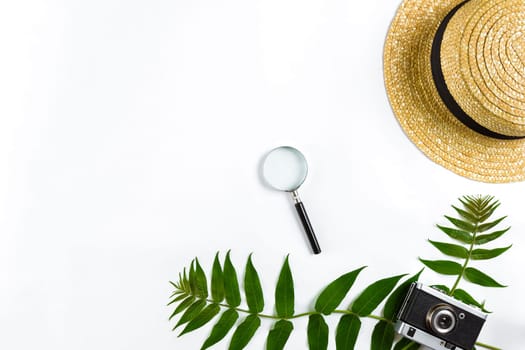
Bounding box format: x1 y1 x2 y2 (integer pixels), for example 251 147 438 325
430 0 525 140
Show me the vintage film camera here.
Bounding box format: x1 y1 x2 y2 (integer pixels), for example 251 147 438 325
395 283 487 350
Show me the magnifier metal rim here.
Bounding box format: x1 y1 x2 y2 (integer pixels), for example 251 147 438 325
262 146 308 192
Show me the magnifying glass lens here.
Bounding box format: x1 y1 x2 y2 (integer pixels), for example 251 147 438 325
263 147 308 192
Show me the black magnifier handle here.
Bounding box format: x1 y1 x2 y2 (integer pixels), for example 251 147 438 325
292 191 321 254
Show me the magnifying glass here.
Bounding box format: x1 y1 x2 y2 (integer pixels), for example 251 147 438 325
262 146 321 254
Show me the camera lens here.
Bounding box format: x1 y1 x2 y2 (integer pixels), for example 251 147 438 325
427 305 457 334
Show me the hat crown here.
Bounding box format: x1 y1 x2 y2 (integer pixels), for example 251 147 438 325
440 0 525 137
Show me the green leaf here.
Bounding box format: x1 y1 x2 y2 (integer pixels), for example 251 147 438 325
224 251 241 307
275 256 294 318
168 293 188 306
170 273 184 293
419 258 462 275
428 240 469 258
478 216 507 232
383 269 423 320
459 197 480 217
371 321 395 350
464 267 507 287
475 228 510 245
211 252 225 302
479 195 494 208
445 215 475 232
431 285 450 294
393 337 420 350
229 315 261 350
479 202 500 222
436 225 473 244
307 314 329 350
179 303 220 336
181 268 190 292
244 254 264 313
335 314 360 350
194 258 209 298
467 195 491 213
452 205 478 223
169 296 195 320
266 320 293 350
471 245 512 260
170 290 183 298
350 274 406 316
175 293 188 301
173 299 207 329
315 266 366 315
201 309 239 350
452 289 490 313
189 260 197 295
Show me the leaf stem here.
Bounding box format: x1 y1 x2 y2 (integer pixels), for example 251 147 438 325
173 295 499 349
332 310 392 323
449 222 478 295
213 301 277 319
475 341 502 350
212 300 501 350
211 298 391 322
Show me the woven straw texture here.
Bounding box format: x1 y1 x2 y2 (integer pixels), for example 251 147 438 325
384 0 525 182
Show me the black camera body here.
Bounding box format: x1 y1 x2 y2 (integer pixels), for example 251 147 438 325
395 283 487 350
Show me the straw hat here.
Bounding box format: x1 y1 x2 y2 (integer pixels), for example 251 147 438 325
384 0 525 183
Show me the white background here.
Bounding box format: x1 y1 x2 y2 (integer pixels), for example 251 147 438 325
1 0 524 349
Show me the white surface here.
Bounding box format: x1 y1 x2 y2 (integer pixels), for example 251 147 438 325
1 0 524 349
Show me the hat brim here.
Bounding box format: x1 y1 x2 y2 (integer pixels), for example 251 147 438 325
384 0 525 183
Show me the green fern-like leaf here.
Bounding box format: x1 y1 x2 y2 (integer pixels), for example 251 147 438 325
275 256 294 318
350 274 406 317
201 309 239 349
314 266 366 315
211 252 225 303
224 251 241 307
244 254 264 313
229 314 261 350
383 269 423 321
308 314 329 350
266 320 293 350
335 314 360 349
168 253 418 350
169 196 509 350
393 337 420 350
371 321 395 350
422 195 511 299
179 303 220 336
452 289 491 313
